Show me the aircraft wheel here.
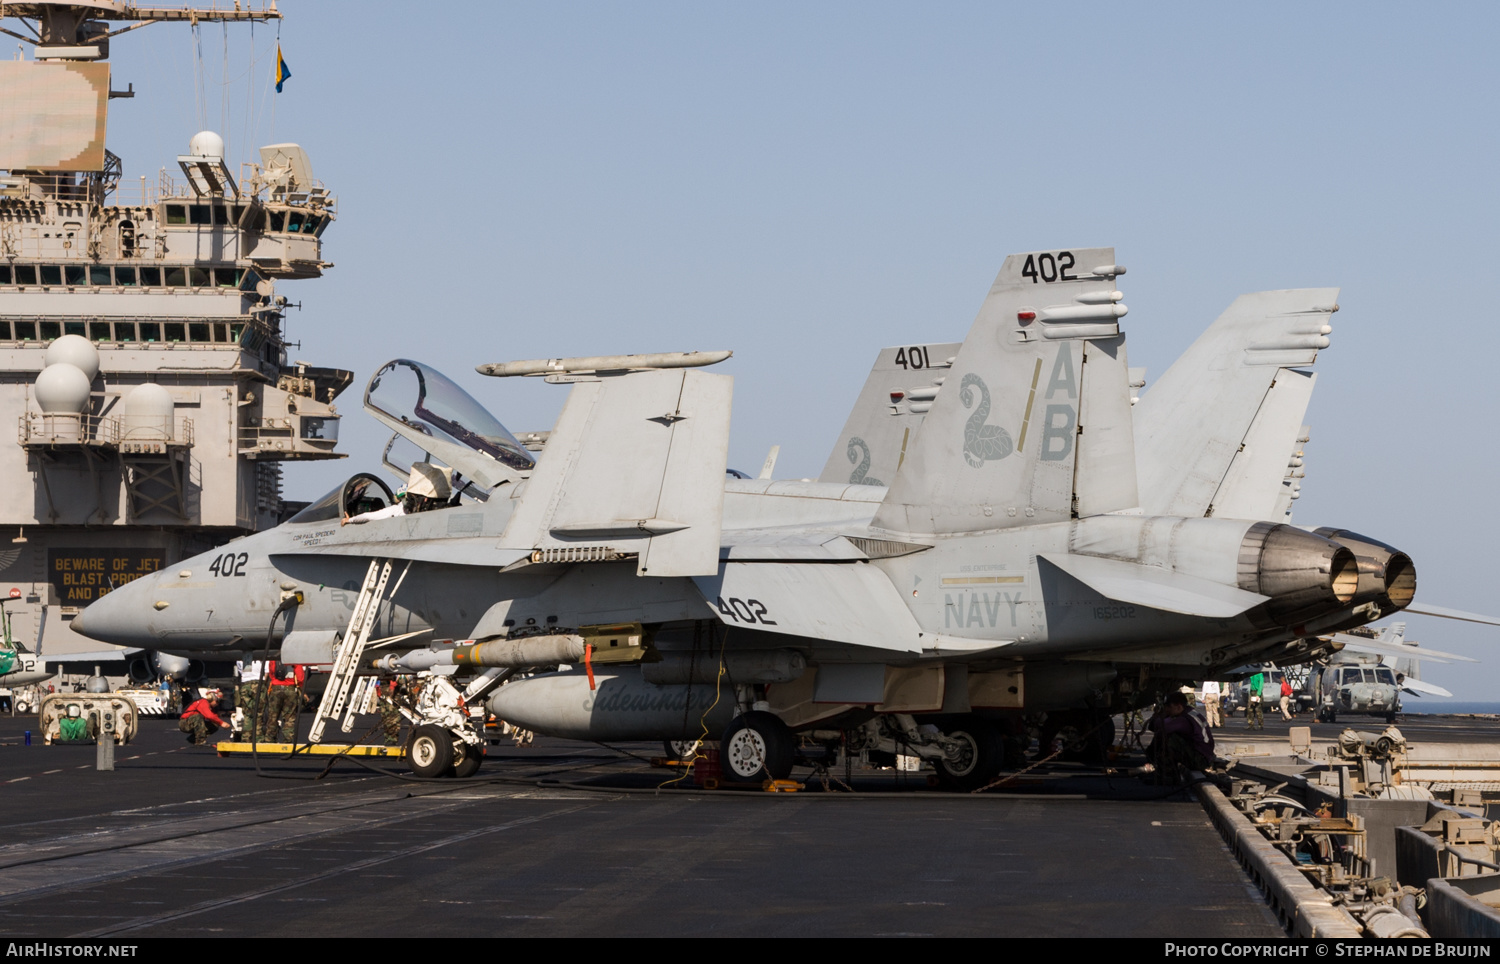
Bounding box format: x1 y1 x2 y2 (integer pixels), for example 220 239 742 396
720 711 794 784
452 742 483 778
1385 712 1397 725
1043 710 1112 764
663 739 700 761
935 716 1002 792
407 724 454 778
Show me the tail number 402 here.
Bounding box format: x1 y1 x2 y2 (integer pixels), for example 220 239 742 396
209 552 249 577
1021 251 1077 283
716 597 777 625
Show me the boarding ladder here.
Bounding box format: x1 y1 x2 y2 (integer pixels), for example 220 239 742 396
309 557 407 744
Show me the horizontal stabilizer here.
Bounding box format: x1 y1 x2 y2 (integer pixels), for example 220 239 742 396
1330 634 1477 663
692 562 922 653
1401 677 1453 699
916 633 1016 654
1405 603 1500 627
1038 552 1269 618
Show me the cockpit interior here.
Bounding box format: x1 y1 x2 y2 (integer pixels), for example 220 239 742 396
291 359 533 525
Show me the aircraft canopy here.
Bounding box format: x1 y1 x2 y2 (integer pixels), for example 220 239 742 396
365 360 535 472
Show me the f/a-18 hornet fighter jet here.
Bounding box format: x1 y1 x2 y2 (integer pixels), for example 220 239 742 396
74 248 1417 787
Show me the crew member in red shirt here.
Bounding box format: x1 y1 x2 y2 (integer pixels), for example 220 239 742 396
265 660 306 743
180 688 229 745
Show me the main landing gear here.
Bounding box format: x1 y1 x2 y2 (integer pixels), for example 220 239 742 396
932 716 1004 792
719 711 796 784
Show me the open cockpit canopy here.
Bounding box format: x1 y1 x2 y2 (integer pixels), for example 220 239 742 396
365 359 535 478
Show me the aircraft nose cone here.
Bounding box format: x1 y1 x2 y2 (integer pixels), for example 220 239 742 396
71 574 159 645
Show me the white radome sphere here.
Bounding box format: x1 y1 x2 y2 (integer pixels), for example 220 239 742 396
189 130 225 159
44 333 99 382
121 383 174 440
34 363 92 414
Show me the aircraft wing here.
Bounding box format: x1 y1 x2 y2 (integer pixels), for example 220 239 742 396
1329 634 1477 663
692 562 923 653
1404 603 1500 626
1038 553 1269 618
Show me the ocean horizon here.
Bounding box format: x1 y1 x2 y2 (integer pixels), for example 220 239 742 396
1400 702 1500 715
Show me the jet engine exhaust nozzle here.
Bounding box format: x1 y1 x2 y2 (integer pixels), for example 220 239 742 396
1312 528 1418 613
1238 522 1359 625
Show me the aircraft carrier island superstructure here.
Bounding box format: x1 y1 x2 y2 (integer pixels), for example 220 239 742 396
0 2 348 666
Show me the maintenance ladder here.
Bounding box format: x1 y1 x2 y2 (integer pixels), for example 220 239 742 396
309 557 406 744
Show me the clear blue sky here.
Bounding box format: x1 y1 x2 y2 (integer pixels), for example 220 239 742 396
85 2 1500 697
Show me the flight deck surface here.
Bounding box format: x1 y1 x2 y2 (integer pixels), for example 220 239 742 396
0 715 1290 939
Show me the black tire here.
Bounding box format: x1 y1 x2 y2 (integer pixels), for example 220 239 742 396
407 724 454 778
1043 710 1113 764
935 716 1003 792
663 739 699 761
452 741 483 778
720 711 795 784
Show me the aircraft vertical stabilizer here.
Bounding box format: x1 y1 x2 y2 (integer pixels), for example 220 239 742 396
1384 622 1417 679
818 342 960 487
1207 370 1316 521
872 247 1137 536
1133 289 1337 518
1073 335 1139 517
498 369 732 576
